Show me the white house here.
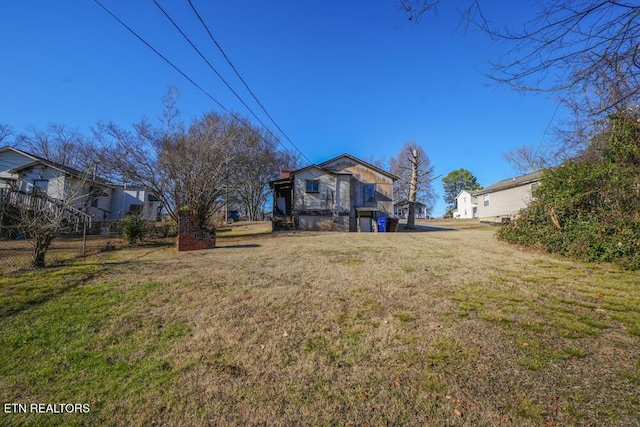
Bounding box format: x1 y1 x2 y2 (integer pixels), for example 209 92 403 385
394 200 429 219
0 146 160 222
452 190 479 219
474 171 543 223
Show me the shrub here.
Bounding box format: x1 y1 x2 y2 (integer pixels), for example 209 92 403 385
122 215 147 244
497 114 640 270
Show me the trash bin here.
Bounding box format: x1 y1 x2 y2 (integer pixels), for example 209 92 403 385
376 216 387 233
387 217 398 232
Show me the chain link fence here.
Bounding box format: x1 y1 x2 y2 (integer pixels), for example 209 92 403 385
0 222 119 274
0 220 175 274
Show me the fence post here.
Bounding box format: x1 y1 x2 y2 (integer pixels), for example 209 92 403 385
82 219 87 257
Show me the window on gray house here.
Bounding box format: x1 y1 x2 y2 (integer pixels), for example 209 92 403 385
305 179 319 193
483 194 490 206
364 183 375 204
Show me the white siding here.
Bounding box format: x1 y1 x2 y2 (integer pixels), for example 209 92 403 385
110 187 160 221
478 185 535 221
0 150 34 173
454 190 477 219
17 166 65 198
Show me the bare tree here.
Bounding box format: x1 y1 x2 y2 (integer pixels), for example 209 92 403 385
400 0 481 24
16 124 97 171
1 174 91 267
227 125 298 221
97 112 238 229
391 141 437 229
0 124 13 145
364 154 390 171
502 145 549 174
402 1 640 155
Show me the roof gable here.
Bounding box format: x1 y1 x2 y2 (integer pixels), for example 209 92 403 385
456 189 480 199
319 153 399 181
0 146 115 187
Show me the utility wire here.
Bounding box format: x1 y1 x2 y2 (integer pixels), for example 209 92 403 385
187 0 311 164
93 0 295 159
151 0 298 160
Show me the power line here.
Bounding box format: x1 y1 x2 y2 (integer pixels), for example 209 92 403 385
150 0 298 160
93 0 296 159
187 0 311 164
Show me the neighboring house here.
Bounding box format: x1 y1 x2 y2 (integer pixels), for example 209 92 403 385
394 200 429 219
110 186 161 222
473 171 543 223
0 146 160 222
452 190 479 219
270 153 398 231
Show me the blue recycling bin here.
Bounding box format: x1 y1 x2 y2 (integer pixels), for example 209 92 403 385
376 216 387 233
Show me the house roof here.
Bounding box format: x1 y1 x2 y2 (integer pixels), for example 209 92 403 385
0 146 115 187
270 153 398 186
319 153 400 181
475 170 544 195
455 189 481 199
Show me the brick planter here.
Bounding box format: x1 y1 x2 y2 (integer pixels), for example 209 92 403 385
177 210 216 251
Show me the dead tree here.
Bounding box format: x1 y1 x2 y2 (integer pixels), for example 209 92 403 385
391 141 437 229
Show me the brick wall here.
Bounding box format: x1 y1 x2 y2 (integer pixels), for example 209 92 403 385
177 210 216 251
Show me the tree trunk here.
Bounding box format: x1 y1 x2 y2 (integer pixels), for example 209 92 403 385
33 241 47 268
406 149 419 230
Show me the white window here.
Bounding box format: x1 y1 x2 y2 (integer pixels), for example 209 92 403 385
531 182 540 191
483 194 490 206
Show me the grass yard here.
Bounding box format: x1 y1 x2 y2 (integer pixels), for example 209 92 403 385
1 220 639 425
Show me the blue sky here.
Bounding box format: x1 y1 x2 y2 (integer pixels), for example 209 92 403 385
0 1 562 216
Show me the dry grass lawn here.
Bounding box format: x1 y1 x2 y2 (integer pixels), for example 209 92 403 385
1 220 639 426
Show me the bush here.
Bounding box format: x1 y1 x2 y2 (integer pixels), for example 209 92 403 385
122 215 147 244
497 114 640 270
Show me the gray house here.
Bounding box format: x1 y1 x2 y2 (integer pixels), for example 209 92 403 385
270 153 398 231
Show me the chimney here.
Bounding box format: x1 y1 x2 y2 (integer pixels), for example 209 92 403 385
280 168 294 179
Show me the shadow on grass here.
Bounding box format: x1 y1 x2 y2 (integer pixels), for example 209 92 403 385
398 225 457 232
0 241 171 320
217 244 261 249
216 231 273 239
0 265 104 320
